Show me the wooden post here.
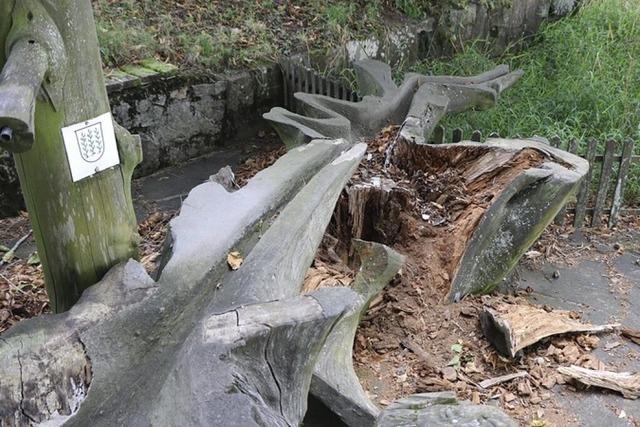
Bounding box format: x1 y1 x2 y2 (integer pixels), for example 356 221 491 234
573 138 598 229
471 130 482 142
609 138 635 228
554 138 579 225
432 125 445 144
0 0 141 312
281 61 289 109
591 140 617 227
452 128 463 143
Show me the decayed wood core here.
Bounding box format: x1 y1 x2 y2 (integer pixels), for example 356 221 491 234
310 128 545 299
302 127 552 410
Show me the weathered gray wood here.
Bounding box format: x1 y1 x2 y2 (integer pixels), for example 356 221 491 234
573 137 598 229
376 392 516 427
433 125 445 144
304 67 311 94
554 138 580 225
609 138 635 227
281 62 289 109
452 127 463 143
558 366 640 399
311 240 405 427
310 68 316 94
592 139 617 227
0 139 367 426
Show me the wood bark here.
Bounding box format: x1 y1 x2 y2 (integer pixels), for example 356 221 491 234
0 0 141 312
481 302 619 357
558 366 640 399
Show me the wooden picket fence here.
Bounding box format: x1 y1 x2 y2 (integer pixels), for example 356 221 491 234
279 63 638 229
429 126 639 229
280 60 360 112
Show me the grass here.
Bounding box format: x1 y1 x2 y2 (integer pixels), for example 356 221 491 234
92 0 445 72
407 0 640 203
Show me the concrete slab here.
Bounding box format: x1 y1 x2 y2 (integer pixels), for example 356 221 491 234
514 246 640 426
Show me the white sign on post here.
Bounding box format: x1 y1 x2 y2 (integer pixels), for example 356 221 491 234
62 112 120 182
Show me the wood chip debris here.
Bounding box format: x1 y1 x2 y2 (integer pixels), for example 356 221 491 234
621 328 640 345
227 251 244 270
479 371 529 389
558 365 640 399
480 302 620 357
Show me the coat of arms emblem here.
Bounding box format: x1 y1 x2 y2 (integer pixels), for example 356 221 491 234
75 123 105 163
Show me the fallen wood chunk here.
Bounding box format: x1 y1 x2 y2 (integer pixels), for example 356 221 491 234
480 302 619 357
479 371 528 389
622 328 640 345
558 366 640 399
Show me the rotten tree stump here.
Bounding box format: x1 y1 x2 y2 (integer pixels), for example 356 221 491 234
265 59 588 301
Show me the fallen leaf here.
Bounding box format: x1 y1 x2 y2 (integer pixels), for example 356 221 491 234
0 244 10 252
27 252 40 266
227 251 244 270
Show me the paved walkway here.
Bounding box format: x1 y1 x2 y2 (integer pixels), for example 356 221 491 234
514 228 640 426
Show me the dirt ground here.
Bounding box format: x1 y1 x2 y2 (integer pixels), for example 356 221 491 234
1 137 639 426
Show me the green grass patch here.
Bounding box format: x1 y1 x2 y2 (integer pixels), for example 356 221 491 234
407 0 640 203
92 0 447 72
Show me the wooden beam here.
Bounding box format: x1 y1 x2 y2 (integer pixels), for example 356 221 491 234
591 139 617 227
554 138 580 225
573 138 598 229
609 138 635 227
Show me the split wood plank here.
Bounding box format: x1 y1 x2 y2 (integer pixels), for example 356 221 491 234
282 62 289 109
479 371 528 389
622 328 640 346
609 138 635 227
480 302 619 358
452 128 463 143
433 125 445 144
573 138 598 229
591 139 617 227
554 138 580 225
558 366 640 399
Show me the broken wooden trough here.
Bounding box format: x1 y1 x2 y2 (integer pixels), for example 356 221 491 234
265 59 589 301
0 60 587 426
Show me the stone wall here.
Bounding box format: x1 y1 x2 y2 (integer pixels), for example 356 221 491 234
0 64 282 216
342 0 578 68
0 0 578 218
109 65 282 177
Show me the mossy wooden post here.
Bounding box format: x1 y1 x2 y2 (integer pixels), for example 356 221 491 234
0 0 141 312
